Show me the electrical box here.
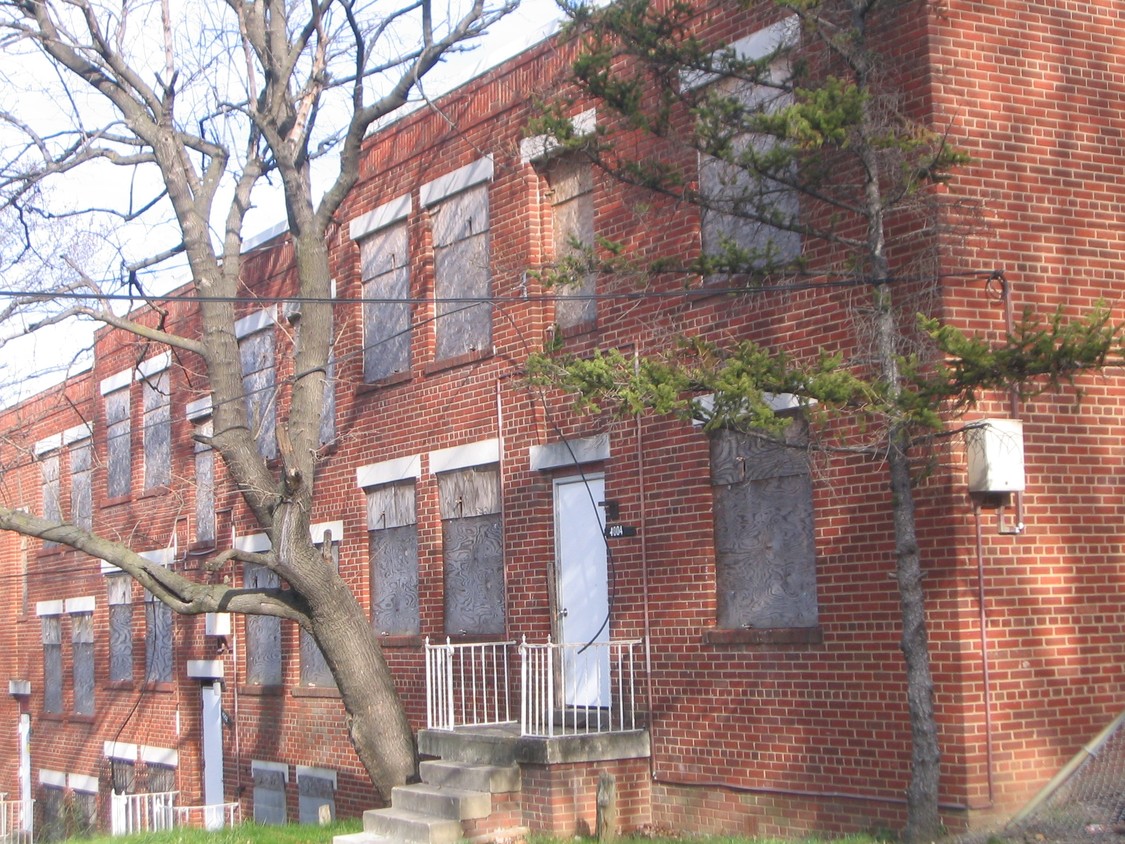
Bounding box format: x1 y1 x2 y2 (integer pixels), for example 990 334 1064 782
205 612 231 637
966 418 1025 493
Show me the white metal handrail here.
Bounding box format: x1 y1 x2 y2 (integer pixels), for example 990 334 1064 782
425 638 516 730
0 798 33 842
520 637 643 737
173 801 242 830
111 790 178 835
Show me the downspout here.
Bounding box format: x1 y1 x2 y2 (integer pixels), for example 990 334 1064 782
497 379 511 641
973 502 995 807
633 353 655 781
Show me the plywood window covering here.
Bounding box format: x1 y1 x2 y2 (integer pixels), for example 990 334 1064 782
438 465 504 635
41 613 62 714
698 30 801 277
71 437 93 530
245 564 282 686
711 416 818 629
105 387 131 498
142 369 171 490
300 537 337 688
368 480 419 636
361 222 411 382
144 591 173 683
547 156 596 330
108 575 134 683
194 418 215 545
239 323 277 459
72 611 95 715
432 184 492 361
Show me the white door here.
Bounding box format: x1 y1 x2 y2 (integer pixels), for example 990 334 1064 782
201 682 225 830
554 476 610 708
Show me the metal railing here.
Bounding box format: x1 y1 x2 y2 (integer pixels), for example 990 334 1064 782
109 791 241 835
425 638 515 730
110 790 177 835
173 802 242 830
0 798 33 843
520 637 643 737
424 635 645 738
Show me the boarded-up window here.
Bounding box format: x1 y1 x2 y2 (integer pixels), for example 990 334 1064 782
433 184 492 360
37 784 66 841
42 614 62 714
298 768 336 824
245 564 282 686
70 782 98 836
138 762 176 793
240 326 277 459
194 418 215 545
142 371 171 490
300 537 337 688
71 438 93 530
72 612 94 716
699 67 801 275
361 222 411 382
108 576 133 683
252 762 287 825
439 465 504 635
368 481 419 636
144 592 173 683
711 418 817 629
105 387 131 498
548 157 596 329
41 452 60 523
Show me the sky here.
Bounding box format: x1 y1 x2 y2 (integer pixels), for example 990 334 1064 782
0 0 567 404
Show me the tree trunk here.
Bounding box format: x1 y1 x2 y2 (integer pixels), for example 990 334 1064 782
311 582 418 802
888 436 943 842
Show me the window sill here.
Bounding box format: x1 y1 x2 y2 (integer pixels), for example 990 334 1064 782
105 681 135 691
70 713 96 724
356 371 413 394
291 686 340 699
143 681 176 693
556 319 598 340
704 626 823 646
103 494 133 508
423 348 493 376
186 541 217 557
138 486 171 500
239 684 285 696
378 634 423 649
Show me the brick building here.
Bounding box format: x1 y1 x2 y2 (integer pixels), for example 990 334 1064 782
1 0 1124 840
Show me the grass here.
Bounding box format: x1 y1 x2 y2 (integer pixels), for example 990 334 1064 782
68 826 895 844
74 819 363 844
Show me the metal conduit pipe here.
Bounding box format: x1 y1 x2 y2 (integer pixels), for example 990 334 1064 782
974 503 996 807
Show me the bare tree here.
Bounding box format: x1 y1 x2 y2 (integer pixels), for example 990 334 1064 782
0 0 516 800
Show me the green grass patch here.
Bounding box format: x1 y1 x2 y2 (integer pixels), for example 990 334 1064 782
73 819 362 844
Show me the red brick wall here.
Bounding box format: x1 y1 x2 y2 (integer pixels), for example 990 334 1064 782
2 0 1124 836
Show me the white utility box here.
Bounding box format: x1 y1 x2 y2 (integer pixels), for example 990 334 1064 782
966 418 1025 493
205 612 231 636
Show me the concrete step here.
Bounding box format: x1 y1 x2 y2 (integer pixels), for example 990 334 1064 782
363 806 464 844
419 759 521 794
392 782 491 820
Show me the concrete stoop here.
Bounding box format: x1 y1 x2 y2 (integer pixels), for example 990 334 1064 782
333 759 523 844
